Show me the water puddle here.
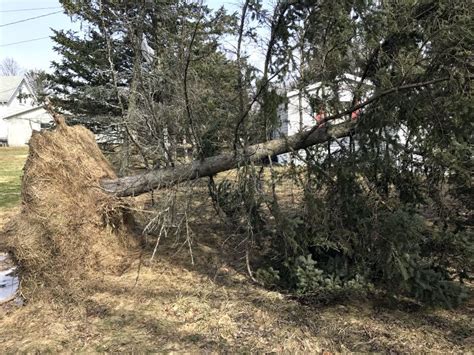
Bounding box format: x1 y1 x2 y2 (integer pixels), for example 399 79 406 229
0 252 20 304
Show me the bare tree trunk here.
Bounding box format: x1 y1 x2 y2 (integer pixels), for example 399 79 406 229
101 120 354 197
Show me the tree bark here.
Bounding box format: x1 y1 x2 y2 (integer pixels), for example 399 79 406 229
100 120 354 197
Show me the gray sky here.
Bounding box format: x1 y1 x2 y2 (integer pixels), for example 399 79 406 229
0 0 252 73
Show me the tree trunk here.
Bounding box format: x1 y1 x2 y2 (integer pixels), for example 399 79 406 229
94 76 456 197
100 120 354 197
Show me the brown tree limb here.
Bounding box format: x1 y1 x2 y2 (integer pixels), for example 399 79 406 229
232 0 250 150
100 120 354 197
183 12 204 156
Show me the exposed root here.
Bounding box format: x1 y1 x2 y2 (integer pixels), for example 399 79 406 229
0 121 138 301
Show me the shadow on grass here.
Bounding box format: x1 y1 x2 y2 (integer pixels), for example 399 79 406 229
130 192 473 353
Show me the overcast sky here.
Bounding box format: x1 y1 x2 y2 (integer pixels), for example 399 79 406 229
0 0 248 73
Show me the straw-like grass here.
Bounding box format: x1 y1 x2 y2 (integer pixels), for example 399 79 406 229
0 124 472 352
0 235 472 352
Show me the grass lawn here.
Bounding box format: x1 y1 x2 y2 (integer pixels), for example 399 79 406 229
0 147 28 211
0 144 472 352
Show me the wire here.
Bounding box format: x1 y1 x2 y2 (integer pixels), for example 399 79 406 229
0 7 61 13
0 10 62 27
0 36 50 47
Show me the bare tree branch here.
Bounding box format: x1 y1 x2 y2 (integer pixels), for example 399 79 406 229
0 57 22 76
183 11 204 156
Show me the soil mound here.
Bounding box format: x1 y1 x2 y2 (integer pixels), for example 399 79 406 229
0 121 136 300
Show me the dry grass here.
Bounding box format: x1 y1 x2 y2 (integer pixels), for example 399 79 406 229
0 234 472 352
0 126 472 352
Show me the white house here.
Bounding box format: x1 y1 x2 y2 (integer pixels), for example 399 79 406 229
0 76 53 147
275 74 372 163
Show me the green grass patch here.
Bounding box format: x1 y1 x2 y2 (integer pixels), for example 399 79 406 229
0 147 28 210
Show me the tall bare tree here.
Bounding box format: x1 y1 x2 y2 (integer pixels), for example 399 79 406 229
0 57 22 76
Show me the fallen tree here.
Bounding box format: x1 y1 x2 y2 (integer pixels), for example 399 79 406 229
2 75 463 298
2 109 351 300
100 76 456 197
101 120 354 197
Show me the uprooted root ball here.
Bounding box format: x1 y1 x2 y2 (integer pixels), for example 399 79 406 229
0 122 139 301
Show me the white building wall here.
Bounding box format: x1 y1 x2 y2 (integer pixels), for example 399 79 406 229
7 118 38 146
0 77 53 147
277 93 318 164
0 119 8 141
5 108 52 146
286 94 315 135
276 82 357 164
275 77 411 165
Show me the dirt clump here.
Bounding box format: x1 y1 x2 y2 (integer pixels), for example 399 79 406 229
0 121 137 300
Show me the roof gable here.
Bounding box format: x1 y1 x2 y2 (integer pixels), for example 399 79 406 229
0 76 36 104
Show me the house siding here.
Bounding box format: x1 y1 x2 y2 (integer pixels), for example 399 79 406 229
6 81 36 108
5 108 52 146
0 76 53 147
276 80 359 164
275 77 410 165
